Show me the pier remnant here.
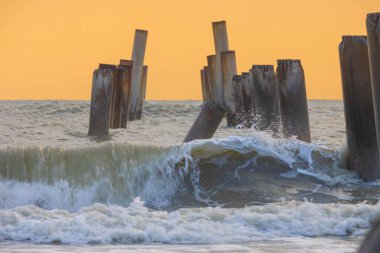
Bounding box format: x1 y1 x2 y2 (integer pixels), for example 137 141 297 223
88 64 116 136
119 60 133 128
241 72 255 128
367 13 380 171
201 68 207 101
110 68 124 129
221 50 238 127
136 65 148 120
339 36 380 181
251 65 280 134
276 60 311 142
129 29 148 121
232 75 244 125
207 55 220 105
183 102 226 143
213 21 229 107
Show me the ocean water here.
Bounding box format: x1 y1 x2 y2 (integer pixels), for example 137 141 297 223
0 100 379 253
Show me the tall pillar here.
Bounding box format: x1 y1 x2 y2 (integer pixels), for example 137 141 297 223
136 65 148 120
221 50 238 126
119 60 133 128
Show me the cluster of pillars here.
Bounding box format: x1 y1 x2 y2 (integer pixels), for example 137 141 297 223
88 29 148 136
185 21 311 144
339 13 380 181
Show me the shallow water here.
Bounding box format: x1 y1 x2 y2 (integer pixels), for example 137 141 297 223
0 100 379 253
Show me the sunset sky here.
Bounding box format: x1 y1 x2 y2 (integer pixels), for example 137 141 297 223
0 0 378 100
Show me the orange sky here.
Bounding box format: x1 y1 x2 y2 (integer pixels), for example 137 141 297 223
0 0 378 100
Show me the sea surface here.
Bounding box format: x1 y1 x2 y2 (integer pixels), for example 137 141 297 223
0 100 379 253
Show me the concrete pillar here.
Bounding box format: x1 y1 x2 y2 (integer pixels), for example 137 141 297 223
183 102 226 143
201 68 207 101
232 75 244 125
119 60 133 128
203 66 212 102
129 29 148 121
207 55 220 105
110 68 123 129
212 21 229 107
136 65 148 120
221 50 238 127
251 65 280 134
367 13 380 172
88 64 116 136
241 72 255 128
339 36 380 181
276 60 311 142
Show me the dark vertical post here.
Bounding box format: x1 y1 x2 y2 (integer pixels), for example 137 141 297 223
88 64 116 136
183 102 226 143
232 75 244 125
200 68 207 101
251 65 280 134
367 13 380 170
119 60 133 128
221 50 238 127
241 72 255 128
339 35 380 181
110 68 123 129
207 55 221 105
203 66 212 102
136 65 148 120
276 60 311 142
129 29 148 121
213 21 229 107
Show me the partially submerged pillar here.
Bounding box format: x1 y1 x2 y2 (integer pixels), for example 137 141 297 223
207 55 221 106
221 50 238 127
276 60 311 142
241 72 255 128
88 64 116 136
367 13 380 175
201 68 207 101
129 29 148 121
183 102 226 143
136 65 148 120
339 36 380 181
213 21 229 107
251 65 280 134
232 75 244 125
119 60 133 128
110 68 123 129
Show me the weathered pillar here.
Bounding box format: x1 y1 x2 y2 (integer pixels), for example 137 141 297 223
339 36 380 181
221 50 238 127
88 64 116 136
136 65 148 120
119 60 133 128
129 29 148 121
232 75 244 125
201 68 206 101
251 65 280 134
183 102 226 143
207 55 220 105
213 21 229 107
276 60 311 142
367 13 380 170
203 66 212 102
241 72 255 128
110 68 123 129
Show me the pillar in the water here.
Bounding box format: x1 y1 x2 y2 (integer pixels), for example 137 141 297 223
367 13 380 171
110 68 124 129
203 66 212 102
276 60 311 142
119 60 133 128
232 75 244 125
129 29 148 121
221 50 238 127
207 55 220 105
88 64 116 136
183 101 226 143
200 68 207 101
136 65 148 120
212 21 229 107
241 72 255 128
339 36 380 181
251 65 280 134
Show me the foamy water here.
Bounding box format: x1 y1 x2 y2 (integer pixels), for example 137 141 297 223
0 100 379 253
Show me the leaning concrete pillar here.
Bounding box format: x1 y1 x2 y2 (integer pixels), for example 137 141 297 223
221 50 238 127
276 60 311 142
136 65 148 120
251 65 280 134
213 21 229 107
129 29 148 121
88 64 116 136
183 102 226 143
367 13 380 170
119 60 133 128
339 36 380 181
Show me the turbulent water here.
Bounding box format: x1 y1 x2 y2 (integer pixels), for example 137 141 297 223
0 100 379 253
